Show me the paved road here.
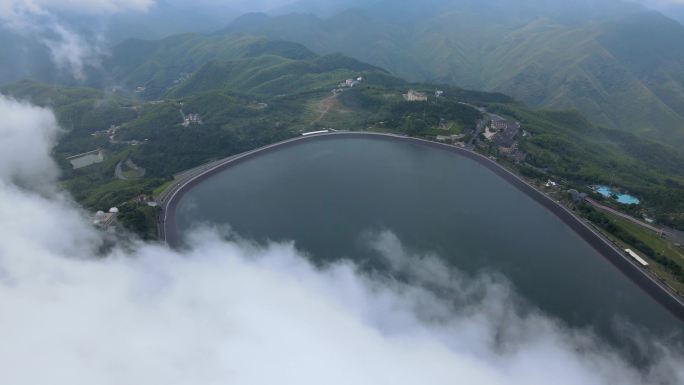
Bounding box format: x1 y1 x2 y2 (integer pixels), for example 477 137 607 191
586 198 666 235
311 93 337 124
114 161 125 180
665 227 684 245
156 155 239 204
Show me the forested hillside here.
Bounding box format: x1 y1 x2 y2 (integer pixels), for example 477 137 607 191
225 1 684 144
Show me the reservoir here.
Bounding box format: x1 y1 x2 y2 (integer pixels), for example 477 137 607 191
174 135 682 349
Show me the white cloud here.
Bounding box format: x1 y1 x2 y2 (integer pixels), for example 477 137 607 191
0 0 155 80
1 0 155 16
0 93 682 384
0 96 60 188
44 22 104 80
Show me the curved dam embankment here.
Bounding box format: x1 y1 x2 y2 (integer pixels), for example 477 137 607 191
160 131 684 323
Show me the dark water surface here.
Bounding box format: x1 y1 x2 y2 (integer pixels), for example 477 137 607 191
176 137 683 346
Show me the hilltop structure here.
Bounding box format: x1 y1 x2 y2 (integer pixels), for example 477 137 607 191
403 89 427 102
182 113 203 127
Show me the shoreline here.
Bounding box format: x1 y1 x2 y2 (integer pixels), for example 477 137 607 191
159 131 684 322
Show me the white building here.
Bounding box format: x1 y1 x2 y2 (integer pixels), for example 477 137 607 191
183 113 203 127
625 249 649 267
403 90 428 102
67 149 105 170
93 210 116 229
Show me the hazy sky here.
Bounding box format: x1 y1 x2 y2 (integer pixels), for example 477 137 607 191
0 90 683 384
5 0 684 15
640 0 684 5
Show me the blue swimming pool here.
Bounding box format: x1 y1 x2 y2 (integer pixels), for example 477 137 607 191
596 186 640 205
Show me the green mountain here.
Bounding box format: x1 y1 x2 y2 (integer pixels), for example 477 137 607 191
168 53 387 98
92 33 395 101
91 34 319 98
225 3 684 144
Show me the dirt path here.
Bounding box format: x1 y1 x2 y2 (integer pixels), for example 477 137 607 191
114 161 125 180
311 93 337 124
115 158 146 180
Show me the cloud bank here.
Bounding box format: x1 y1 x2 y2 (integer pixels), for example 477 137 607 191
0 0 155 16
0 93 683 384
0 0 156 80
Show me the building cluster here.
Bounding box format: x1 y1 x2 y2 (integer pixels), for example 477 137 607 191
403 89 428 102
568 189 588 202
490 118 521 147
183 113 203 127
91 124 147 146
332 76 364 95
337 76 363 89
134 194 158 207
92 124 120 141
491 119 518 131
173 72 191 85
488 117 526 163
93 207 119 230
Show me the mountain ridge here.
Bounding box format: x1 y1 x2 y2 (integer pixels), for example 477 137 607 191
224 5 684 144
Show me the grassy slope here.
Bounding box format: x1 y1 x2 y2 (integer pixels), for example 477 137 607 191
577 204 684 295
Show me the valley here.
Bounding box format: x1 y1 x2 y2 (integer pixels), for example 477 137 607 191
2 29 684 304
